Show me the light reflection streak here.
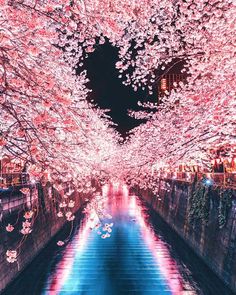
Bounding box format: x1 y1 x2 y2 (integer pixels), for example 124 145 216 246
45 209 92 294
45 185 111 294
128 192 184 294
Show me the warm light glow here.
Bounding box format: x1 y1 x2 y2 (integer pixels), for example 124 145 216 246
160 78 167 91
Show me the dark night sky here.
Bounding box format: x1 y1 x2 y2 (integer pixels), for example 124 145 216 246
83 42 157 136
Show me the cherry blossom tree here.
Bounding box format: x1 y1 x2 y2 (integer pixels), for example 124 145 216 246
0 0 235 260
0 0 121 188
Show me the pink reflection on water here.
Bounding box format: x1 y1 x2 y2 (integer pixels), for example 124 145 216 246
46 211 92 294
128 193 184 295
107 183 188 294
46 185 113 294
45 184 188 295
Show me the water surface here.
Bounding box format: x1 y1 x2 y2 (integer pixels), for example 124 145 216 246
3 185 234 295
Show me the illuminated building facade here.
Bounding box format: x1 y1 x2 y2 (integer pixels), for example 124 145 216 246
157 73 187 103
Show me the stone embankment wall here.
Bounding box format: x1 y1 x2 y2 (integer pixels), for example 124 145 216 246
0 183 86 292
135 179 236 293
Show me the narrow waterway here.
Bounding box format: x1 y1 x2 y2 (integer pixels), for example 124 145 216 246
3 185 234 295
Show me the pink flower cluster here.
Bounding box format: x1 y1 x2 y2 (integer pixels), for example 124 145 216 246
6 224 14 232
20 220 32 235
20 211 33 235
6 250 17 263
57 240 65 246
24 211 34 219
65 211 75 221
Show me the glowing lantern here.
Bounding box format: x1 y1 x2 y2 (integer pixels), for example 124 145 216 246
160 78 167 91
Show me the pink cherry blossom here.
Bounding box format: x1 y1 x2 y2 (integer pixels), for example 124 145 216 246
20 227 32 235
59 202 67 208
22 221 31 228
57 212 64 218
6 224 14 232
24 211 34 219
57 241 65 246
6 250 17 263
66 215 75 222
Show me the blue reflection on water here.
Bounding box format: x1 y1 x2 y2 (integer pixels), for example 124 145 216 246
42 185 192 295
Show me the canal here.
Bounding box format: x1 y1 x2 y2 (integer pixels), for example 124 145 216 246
2 185 235 295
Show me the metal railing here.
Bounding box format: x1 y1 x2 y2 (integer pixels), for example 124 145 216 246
0 173 30 188
1 171 236 190
161 172 236 188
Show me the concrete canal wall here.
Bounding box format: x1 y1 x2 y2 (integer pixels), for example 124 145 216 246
0 183 86 293
135 179 236 293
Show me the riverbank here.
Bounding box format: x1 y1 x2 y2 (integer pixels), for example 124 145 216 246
134 178 236 293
